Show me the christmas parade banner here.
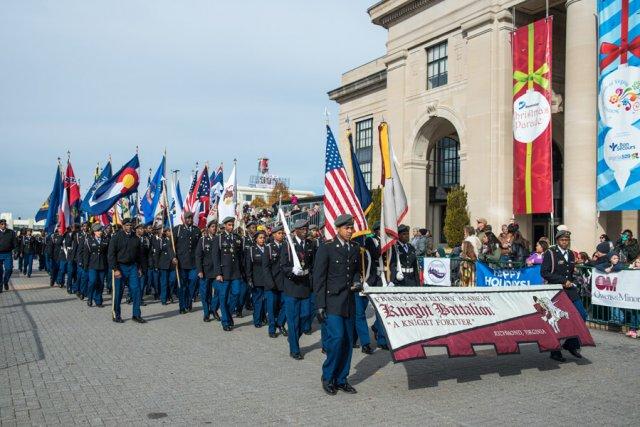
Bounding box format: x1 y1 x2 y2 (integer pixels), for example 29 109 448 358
512 18 553 214
475 262 543 287
597 0 640 210
365 286 594 362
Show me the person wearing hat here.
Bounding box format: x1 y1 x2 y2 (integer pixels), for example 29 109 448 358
130 224 151 307
301 224 322 336
240 220 258 314
172 211 202 314
280 218 315 360
266 224 288 338
390 225 421 286
313 214 362 395
196 220 219 322
152 228 177 306
47 229 62 288
71 222 89 298
108 218 145 323
19 228 37 278
83 224 109 307
245 230 273 328
146 225 161 300
56 225 76 292
475 218 488 242
541 229 587 362
0 218 18 292
212 216 244 331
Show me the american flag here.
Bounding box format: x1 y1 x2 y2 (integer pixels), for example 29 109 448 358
185 166 211 228
323 125 368 238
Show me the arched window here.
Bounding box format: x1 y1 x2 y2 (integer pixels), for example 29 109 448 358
428 136 459 187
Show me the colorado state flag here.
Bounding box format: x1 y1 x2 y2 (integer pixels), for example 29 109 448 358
85 154 140 215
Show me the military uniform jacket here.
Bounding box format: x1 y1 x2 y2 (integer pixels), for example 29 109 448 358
138 235 151 271
313 238 361 317
58 233 74 262
108 230 141 270
268 241 285 291
195 235 216 279
148 236 159 270
20 236 37 255
44 234 55 257
390 242 421 286
364 235 384 287
280 237 314 299
541 247 579 301
73 233 87 267
212 231 244 281
35 235 44 255
0 228 18 253
83 236 109 270
245 245 274 288
172 225 201 270
152 236 175 270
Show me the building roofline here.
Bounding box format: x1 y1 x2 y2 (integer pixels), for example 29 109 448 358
368 0 441 29
327 69 387 104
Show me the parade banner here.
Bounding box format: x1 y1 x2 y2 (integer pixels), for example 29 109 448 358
365 286 595 362
423 258 451 286
475 262 543 287
512 18 553 214
591 269 640 309
597 0 640 210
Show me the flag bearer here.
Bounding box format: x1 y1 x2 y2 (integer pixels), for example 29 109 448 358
390 224 421 286
314 214 361 395
266 224 287 338
245 230 271 328
173 211 201 314
212 216 244 331
108 218 144 323
84 224 108 307
196 220 218 322
280 219 315 360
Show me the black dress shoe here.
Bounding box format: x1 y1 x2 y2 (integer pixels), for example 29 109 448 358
379 344 389 351
322 381 337 396
562 344 583 359
87 301 93 307
254 324 263 328
352 343 360 349
203 317 211 322
290 353 304 360
361 344 374 355
269 333 277 338
179 309 187 314
112 317 124 323
132 316 146 324
96 304 104 308
336 382 357 394
550 351 566 362
235 310 243 318
212 313 221 321
278 326 288 337
223 326 233 332
321 348 327 354
303 330 312 336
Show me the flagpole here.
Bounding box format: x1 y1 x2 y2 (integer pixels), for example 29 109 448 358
164 150 182 290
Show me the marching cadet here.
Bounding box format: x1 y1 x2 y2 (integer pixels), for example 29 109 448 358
266 224 287 338
16 229 25 275
390 224 421 286
172 211 201 314
56 226 75 291
541 229 587 362
212 216 244 331
313 214 361 395
134 224 151 306
245 230 272 329
153 227 177 306
48 230 62 287
72 222 89 298
20 229 37 278
280 219 315 360
0 218 18 292
102 224 113 294
364 222 388 350
44 231 55 275
84 224 109 307
196 220 218 322
35 231 45 271
301 224 321 336
239 220 258 315
108 218 144 324
147 226 160 300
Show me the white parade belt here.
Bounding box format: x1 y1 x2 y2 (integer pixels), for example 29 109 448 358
401 267 414 274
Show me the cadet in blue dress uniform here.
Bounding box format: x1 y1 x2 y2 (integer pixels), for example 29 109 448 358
313 214 361 395
541 229 588 362
390 224 421 286
196 220 218 322
84 223 108 307
172 212 201 314
245 230 272 328
20 229 36 278
57 227 75 290
212 216 244 331
0 219 18 292
108 218 144 323
280 219 315 360
365 222 389 350
153 228 176 305
72 223 89 298
266 224 287 338
238 221 257 316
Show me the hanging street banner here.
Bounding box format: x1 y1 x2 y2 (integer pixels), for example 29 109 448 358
423 257 451 286
591 269 640 309
512 17 553 214
475 262 543 287
597 0 640 210
365 286 595 362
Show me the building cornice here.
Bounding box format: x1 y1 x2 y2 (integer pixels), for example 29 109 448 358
369 0 442 29
327 70 387 104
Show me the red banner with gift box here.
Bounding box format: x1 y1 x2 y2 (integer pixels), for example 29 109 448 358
512 18 553 214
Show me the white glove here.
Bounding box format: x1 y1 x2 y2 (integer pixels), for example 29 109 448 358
386 282 395 287
292 266 303 276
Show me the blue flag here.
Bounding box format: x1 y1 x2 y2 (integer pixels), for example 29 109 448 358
81 161 113 213
141 156 165 225
41 165 63 233
348 131 372 215
85 154 140 215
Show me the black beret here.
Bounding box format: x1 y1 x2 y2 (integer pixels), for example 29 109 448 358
556 229 571 239
272 224 284 233
293 219 309 230
334 214 354 228
207 220 218 228
222 216 235 224
184 211 194 219
122 218 133 225
398 224 410 234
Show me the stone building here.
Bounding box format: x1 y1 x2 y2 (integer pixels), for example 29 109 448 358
328 0 633 251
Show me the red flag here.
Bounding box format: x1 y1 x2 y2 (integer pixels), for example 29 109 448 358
512 18 553 214
65 161 81 206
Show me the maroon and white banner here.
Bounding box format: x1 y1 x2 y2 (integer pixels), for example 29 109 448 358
365 286 595 362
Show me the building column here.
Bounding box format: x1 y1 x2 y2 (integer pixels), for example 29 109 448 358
404 159 428 228
563 0 602 251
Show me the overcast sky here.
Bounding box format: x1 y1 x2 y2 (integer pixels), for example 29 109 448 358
0 1 386 218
